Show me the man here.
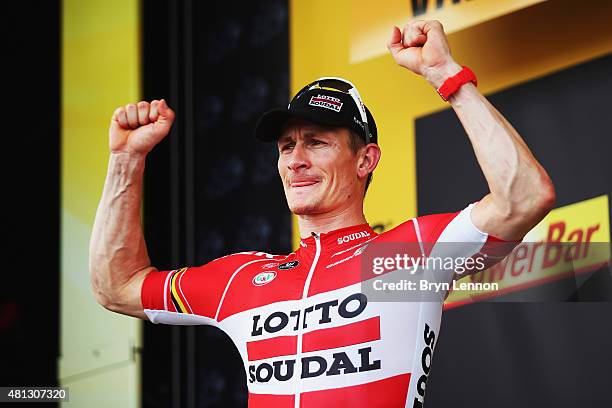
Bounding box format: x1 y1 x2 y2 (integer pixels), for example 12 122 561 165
90 20 554 407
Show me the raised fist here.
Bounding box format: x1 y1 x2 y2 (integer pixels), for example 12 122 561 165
109 99 175 156
387 20 461 88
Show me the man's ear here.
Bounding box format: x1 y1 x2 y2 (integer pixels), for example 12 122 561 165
357 144 381 179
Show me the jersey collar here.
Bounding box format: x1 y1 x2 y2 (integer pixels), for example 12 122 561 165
299 223 377 250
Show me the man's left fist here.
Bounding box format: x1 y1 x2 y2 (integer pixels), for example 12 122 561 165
387 20 462 88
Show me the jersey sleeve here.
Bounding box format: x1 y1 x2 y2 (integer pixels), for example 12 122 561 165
414 202 520 277
141 253 257 325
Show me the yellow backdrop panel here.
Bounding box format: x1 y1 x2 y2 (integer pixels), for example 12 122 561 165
62 0 141 406
290 0 612 249
350 0 546 63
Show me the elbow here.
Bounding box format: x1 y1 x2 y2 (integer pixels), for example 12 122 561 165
93 290 113 310
91 282 116 311
92 289 126 314
534 175 556 215
540 182 556 213
503 174 555 227
519 176 555 226
89 267 118 312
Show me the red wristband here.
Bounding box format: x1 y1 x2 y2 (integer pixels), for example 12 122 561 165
437 66 477 101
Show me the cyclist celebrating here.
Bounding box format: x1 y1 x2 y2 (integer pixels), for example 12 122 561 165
90 20 554 407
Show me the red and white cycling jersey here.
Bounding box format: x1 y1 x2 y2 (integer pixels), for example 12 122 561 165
141 203 516 407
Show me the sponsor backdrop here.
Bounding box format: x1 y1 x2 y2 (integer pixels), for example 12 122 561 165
349 0 546 63
291 0 612 406
416 54 612 407
290 0 612 246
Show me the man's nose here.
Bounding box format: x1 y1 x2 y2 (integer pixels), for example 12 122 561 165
287 143 310 172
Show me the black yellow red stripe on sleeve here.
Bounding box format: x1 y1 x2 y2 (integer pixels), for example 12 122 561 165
169 267 190 314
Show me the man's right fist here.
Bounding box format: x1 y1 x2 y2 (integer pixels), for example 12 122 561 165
109 99 175 155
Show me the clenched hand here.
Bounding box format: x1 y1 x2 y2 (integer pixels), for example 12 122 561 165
109 99 175 156
387 20 462 88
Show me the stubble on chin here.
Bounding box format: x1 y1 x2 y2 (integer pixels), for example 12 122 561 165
287 194 322 215
289 202 317 215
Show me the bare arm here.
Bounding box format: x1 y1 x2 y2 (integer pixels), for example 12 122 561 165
90 153 154 319
439 70 554 240
89 100 175 319
388 20 555 240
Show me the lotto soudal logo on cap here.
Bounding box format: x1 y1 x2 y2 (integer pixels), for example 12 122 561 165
253 271 277 286
309 94 343 112
338 230 371 245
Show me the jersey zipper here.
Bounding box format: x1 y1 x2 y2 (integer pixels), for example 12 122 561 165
294 232 321 408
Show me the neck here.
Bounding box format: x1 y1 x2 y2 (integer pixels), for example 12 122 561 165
296 200 367 238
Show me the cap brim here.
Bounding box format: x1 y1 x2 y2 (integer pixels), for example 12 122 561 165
254 108 347 142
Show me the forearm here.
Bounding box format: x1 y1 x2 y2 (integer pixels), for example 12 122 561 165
428 63 554 218
389 20 555 239
89 152 154 307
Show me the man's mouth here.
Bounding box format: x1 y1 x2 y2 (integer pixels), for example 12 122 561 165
289 179 319 188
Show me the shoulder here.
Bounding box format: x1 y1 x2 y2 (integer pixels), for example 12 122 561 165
142 251 291 318
192 251 284 269
379 203 485 244
191 251 286 271
146 251 289 301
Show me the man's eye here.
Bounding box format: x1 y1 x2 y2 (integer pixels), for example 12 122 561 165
311 139 325 145
280 143 294 152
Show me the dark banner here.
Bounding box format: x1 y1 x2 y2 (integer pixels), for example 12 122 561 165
416 54 612 407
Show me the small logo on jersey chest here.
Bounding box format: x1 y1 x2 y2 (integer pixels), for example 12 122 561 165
261 262 279 269
278 260 299 270
253 271 277 286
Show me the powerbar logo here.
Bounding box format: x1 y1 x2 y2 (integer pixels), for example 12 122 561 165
338 230 371 245
248 293 381 383
446 195 611 307
309 94 343 112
